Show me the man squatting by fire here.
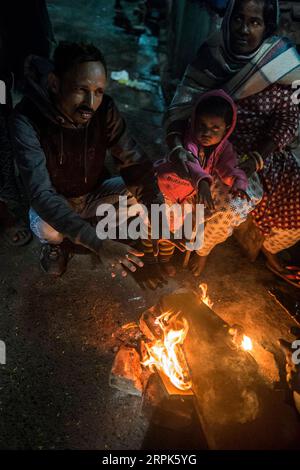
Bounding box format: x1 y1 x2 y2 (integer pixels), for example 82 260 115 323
10 41 165 279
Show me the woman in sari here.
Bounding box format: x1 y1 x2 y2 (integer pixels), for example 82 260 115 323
165 0 300 286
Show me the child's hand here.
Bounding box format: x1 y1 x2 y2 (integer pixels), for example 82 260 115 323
168 146 195 179
197 180 215 211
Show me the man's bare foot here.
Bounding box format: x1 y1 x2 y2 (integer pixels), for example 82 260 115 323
189 254 208 277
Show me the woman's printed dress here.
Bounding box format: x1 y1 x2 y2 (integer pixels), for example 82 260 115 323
231 83 300 253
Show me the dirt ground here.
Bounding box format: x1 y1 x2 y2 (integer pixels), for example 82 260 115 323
0 0 299 450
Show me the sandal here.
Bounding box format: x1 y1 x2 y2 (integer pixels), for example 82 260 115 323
1 222 32 247
266 262 300 289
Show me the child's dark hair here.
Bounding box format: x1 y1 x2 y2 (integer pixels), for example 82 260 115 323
195 96 234 127
53 41 107 78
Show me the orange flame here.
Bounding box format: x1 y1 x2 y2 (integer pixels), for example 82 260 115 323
241 335 253 351
141 311 192 391
199 283 214 308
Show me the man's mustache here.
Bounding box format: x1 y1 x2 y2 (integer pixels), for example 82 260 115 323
77 106 94 114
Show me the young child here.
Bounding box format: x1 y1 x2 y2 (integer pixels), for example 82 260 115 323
143 90 248 277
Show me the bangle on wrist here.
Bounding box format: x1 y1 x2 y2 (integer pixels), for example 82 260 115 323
251 151 264 171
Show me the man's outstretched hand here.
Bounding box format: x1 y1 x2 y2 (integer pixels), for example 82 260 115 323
101 239 144 278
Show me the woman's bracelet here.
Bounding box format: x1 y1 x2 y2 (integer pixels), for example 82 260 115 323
250 151 264 171
240 152 264 172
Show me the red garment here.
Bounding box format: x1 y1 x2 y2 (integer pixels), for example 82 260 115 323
231 83 300 234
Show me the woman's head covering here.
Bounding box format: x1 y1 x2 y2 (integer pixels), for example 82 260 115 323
222 0 280 63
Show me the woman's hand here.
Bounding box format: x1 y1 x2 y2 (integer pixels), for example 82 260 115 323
238 151 265 178
238 157 257 178
168 146 195 179
197 180 215 211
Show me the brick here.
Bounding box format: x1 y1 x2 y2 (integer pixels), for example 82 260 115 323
110 346 143 396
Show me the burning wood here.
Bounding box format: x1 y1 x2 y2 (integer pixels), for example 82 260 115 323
109 288 300 448
229 325 253 352
141 311 192 392
241 335 253 352
110 305 193 397
199 283 213 308
142 374 195 432
113 321 143 350
139 307 162 341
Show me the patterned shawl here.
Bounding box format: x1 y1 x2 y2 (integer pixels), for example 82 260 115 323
165 0 300 129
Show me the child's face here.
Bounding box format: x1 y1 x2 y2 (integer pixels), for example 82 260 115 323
195 114 228 147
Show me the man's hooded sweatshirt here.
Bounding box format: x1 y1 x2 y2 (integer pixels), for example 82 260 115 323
10 56 160 253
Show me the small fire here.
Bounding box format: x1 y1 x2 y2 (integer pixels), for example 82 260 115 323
241 335 253 351
141 311 192 391
199 283 214 308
